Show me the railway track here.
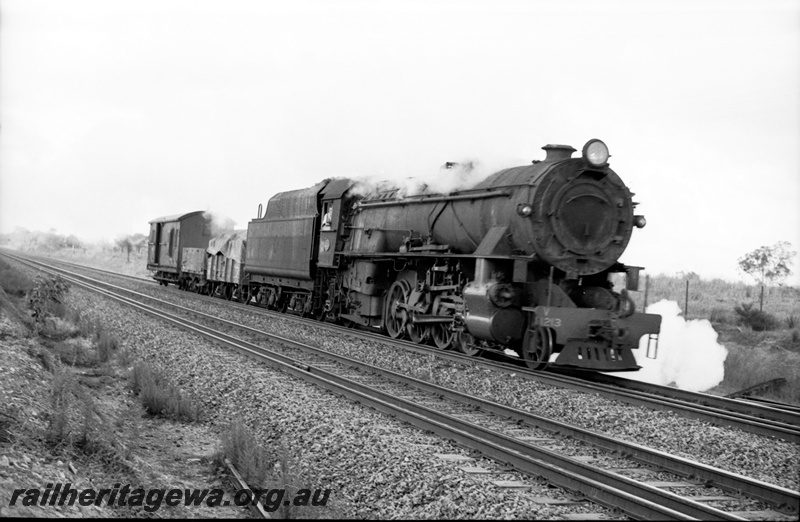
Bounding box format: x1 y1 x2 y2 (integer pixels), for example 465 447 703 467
314 332 800 443
8 253 799 520
567 371 800 432
736 397 800 415
8 252 800 442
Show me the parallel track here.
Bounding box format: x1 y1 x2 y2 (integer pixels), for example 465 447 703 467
567 372 800 429
9 251 800 442
8 253 799 521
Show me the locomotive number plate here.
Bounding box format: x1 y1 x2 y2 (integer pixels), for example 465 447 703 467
541 317 562 328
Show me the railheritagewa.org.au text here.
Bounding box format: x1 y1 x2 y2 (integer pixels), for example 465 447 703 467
7 482 331 513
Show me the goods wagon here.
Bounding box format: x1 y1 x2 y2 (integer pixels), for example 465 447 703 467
146 211 233 288
205 229 247 300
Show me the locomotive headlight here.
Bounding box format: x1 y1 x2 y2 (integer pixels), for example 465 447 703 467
517 204 533 217
582 139 609 167
633 215 647 228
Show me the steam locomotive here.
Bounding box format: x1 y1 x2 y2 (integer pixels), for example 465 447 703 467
148 139 660 371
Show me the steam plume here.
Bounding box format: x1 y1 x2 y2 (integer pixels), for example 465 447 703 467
627 300 728 392
202 210 235 237
349 159 488 200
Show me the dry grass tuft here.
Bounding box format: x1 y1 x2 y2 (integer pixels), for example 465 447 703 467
131 362 200 422
215 419 274 488
214 423 336 518
94 330 118 363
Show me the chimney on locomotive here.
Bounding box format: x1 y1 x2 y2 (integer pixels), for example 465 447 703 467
541 144 576 162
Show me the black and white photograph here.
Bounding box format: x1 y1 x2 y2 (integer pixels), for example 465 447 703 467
1 0 798 519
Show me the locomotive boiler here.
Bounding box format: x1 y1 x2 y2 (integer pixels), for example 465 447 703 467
242 139 661 371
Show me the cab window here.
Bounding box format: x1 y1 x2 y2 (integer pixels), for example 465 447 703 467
321 202 333 231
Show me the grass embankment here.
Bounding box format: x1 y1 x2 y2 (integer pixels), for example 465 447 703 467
0 257 202 512
1 255 337 517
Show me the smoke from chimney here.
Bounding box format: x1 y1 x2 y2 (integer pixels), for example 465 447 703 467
348 159 486 200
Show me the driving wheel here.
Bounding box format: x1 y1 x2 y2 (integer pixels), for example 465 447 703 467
406 321 429 344
384 281 410 339
430 308 455 350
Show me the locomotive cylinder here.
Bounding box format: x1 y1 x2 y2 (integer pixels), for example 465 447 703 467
463 281 526 344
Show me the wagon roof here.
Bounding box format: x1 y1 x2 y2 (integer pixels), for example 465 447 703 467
206 229 247 260
148 210 208 224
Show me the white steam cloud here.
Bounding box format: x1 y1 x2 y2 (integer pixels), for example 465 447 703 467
349 160 489 200
202 210 235 237
627 300 728 392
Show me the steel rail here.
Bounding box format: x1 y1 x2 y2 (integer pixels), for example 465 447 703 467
331 328 800 436
16 260 762 520
97 275 800 511
568 371 800 428
332 327 800 436
738 397 800 414
213 310 799 511
7 250 800 443
2 249 154 285
224 459 271 519
6 250 798 443
296 324 800 442
68 281 722 520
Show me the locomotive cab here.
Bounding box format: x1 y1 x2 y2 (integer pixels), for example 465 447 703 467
317 179 355 269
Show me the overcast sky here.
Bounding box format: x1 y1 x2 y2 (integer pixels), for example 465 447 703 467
1 0 798 284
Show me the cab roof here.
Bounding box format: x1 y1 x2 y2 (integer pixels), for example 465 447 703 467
148 210 207 224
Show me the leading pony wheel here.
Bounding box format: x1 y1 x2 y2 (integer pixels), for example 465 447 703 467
522 326 553 371
455 331 480 356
